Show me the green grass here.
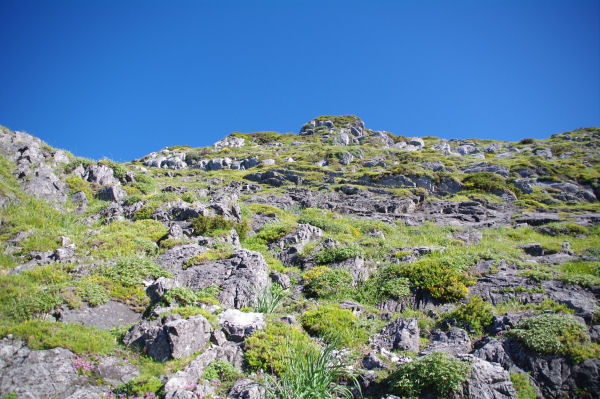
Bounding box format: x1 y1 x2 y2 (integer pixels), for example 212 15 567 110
1 320 116 354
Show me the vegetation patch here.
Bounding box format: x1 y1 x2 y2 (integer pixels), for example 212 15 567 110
244 321 317 374
507 313 600 363
386 352 471 397
300 303 369 348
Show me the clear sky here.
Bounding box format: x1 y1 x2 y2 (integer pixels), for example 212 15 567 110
0 0 598 161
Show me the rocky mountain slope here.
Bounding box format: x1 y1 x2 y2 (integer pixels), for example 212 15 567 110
0 115 599 399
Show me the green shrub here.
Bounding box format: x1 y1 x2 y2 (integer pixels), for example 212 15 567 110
116 376 163 398
191 215 248 240
387 352 471 397
444 295 494 334
133 173 157 195
300 304 369 348
133 204 158 221
298 208 360 237
167 306 217 327
510 373 538 399
101 256 172 287
65 176 93 201
463 172 514 194
2 320 116 354
541 222 588 236
507 313 600 363
123 194 144 206
75 278 111 306
64 158 94 174
181 191 196 203
519 138 536 145
354 263 411 305
398 257 475 302
202 359 240 384
244 321 316 374
314 244 364 264
303 266 353 300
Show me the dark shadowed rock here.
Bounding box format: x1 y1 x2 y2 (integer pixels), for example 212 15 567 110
97 185 127 202
123 314 213 362
420 328 471 355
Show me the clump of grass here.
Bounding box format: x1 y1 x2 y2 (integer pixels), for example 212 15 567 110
161 286 220 306
260 339 358 399
191 215 248 240
313 244 364 264
441 295 494 334
1 320 116 354
254 284 286 314
302 266 353 300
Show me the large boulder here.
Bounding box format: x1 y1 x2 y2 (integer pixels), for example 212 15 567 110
0 338 108 398
175 249 270 309
84 164 120 186
218 309 266 342
123 314 213 362
420 328 471 356
371 318 420 353
460 355 517 399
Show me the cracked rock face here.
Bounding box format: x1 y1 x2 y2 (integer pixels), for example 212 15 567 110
0 338 108 399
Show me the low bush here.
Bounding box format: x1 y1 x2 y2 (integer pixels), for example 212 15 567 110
510 373 538 399
303 266 353 300
314 244 364 264
398 257 475 302
244 321 317 374
98 159 127 181
354 263 412 305
191 215 248 240
202 359 240 393
519 138 536 145
386 352 471 397
101 256 172 287
298 208 360 238
507 313 600 363
443 295 494 334
463 172 514 194
133 173 157 195
88 219 168 259
300 304 369 348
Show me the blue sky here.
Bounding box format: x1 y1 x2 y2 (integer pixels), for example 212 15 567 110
0 0 598 161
